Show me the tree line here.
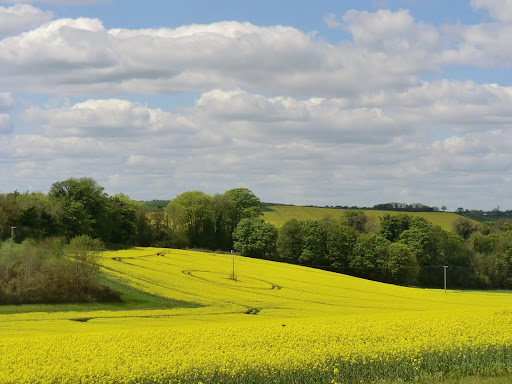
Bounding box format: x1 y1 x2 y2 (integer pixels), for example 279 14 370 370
2 177 512 289
0 177 262 251
233 213 512 289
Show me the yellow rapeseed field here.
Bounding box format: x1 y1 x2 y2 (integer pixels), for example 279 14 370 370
1 248 512 383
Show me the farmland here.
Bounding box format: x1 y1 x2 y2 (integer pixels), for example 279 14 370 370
262 204 467 231
1 248 512 383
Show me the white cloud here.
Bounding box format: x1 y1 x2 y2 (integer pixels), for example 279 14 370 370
4 7 512 208
190 89 409 144
342 9 440 52
324 13 342 29
0 15 447 97
470 0 512 22
0 93 15 111
22 98 196 137
0 114 12 133
360 80 512 132
0 9 509 99
0 4 52 36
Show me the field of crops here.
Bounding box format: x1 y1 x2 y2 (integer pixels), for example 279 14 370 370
262 204 466 231
1 248 512 383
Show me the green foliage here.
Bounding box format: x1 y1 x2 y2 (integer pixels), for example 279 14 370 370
326 221 356 267
399 228 433 265
233 218 277 258
380 214 411 242
49 177 108 239
384 243 419 285
276 219 303 263
351 233 390 280
224 187 262 222
166 191 216 249
0 236 120 304
299 220 328 265
343 210 375 234
453 217 477 240
165 188 262 251
67 235 103 283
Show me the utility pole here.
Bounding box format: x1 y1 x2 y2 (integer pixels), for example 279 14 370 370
10 226 16 254
230 250 236 281
443 265 448 294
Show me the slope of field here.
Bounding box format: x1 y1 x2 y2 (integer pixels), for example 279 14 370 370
262 204 467 231
1 248 512 384
98 248 510 317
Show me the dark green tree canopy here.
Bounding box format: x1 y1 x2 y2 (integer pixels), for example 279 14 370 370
233 218 277 259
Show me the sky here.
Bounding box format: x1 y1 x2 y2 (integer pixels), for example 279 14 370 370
1 0 512 211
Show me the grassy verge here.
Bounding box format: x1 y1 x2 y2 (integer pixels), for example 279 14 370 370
0 274 200 315
388 374 512 384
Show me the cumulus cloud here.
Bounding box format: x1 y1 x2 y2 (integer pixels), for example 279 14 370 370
324 13 342 29
0 4 52 36
0 14 450 97
342 9 440 52
4 7 512 208
0 114 12 133
0 8 504 98
0 93 15 111
22 99 196 137
359 80 512 132
9 79 512 207
470 0 512 22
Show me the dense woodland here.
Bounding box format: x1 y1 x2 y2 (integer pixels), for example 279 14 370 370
1 177 512 291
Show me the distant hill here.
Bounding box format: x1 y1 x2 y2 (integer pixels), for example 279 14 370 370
261 204 469 232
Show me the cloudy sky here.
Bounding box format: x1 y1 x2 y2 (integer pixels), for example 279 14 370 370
1 0 512 210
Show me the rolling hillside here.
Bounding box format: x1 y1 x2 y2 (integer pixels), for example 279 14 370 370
99 248 511 318
262 204 468 231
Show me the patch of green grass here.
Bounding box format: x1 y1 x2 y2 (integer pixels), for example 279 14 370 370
262 204 473 232
0 274 200 315
384 374 512 384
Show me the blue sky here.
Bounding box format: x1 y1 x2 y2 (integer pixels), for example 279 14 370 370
1 0 512 210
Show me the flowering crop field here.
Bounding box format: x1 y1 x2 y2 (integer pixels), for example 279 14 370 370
1 248 512 383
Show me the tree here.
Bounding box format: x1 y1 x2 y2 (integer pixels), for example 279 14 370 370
223 188 262 249
224 188 262 223
66 235 104 289
212 193 236 251
343 210 375 234
453 217 476 240
299 220 327 265
233 218 277 259
441 205 447 212
384 243 419 285
107 194 138 245
165 191 215 249
326 220 356 268
276 219 303 263
48 178 110 240
0 193 22 240
350 233 390 280
380 214 411 242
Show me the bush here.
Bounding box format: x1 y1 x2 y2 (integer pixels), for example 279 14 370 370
0 236 121 304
